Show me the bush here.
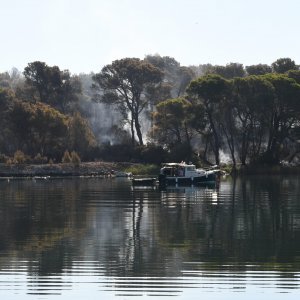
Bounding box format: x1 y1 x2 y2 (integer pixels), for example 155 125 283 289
33 153 48 164
62 150 71 163
99 144 136 162
123 164 160 175
71 151 81 166
13 150 30 164
140 144 167 164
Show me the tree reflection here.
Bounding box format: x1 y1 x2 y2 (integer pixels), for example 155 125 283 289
0 175 300 293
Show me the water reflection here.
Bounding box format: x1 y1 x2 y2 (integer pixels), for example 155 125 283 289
0 175 300 298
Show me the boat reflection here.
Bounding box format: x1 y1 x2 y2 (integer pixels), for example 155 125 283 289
160 183 219 208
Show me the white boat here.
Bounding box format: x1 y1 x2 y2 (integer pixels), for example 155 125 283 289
158 162 218 186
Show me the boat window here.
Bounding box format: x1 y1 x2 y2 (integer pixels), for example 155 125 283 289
186 166 195 171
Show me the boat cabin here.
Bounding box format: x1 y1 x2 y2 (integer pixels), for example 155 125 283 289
159 162 216 186
160 163 205 178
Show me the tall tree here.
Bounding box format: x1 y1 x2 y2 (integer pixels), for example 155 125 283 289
145 54 195 97
271 58 298 74
210 63 245 79
23 61 81 113
231 76 274 165
262 73 300 163
187 75 231 165
92 58 163 146
153 97 193 147
0 89 17 154
246 64 272 76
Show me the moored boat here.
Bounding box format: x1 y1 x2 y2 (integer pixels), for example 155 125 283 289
158 162 219 186
132 177 156 186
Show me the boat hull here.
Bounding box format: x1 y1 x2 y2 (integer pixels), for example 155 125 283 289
159 173 216 186
132 178 156 186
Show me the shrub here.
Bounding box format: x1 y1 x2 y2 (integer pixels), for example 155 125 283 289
140 144 167 164
123 164 160 175
62 150 71 163
71 151 81 166
13 150 30 164
33 153 48 164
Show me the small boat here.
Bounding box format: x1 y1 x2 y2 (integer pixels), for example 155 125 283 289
132 177 156 186
158 162 219 186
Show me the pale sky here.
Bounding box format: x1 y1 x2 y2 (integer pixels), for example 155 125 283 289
1 0 300 74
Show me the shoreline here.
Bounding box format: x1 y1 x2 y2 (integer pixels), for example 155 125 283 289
0 161 132 178
0 162 300 178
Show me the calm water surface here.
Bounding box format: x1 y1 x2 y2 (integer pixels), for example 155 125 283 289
0 175 300 299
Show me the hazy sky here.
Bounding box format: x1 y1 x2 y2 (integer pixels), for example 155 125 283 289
1 0 300 74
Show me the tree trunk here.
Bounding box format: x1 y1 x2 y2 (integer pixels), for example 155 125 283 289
134 115 144 146
130 116 135 146
207 112 220 165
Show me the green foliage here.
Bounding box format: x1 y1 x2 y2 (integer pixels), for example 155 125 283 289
271 58 298 73
123 164 160 175
231 76 275 164
246 64 272 76
287 70 300 84
207 63 245 79
23 61 81 113
1 57 300 169
153 98 193 147
187 75 231 165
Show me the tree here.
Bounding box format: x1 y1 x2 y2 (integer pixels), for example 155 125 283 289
176 66 196 97
246 64 272 76
0 89 17 154
68 112 97 159
0 72 11 88
210 63 245 79
231 76 275 165
145 54 195 97
92 58 163 146
153 97 193 148
261 73 300 163
271 58 298 74
23 61 82 113
287 70 300 84
187 75 231 165
10 101 69 158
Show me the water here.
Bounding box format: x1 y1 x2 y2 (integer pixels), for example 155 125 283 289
0 175 300 299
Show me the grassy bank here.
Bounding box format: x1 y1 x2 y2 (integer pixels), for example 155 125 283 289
122 164 160 176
